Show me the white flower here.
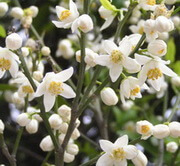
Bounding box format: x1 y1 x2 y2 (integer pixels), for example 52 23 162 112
131 150 148 166
171 16 180 28
0 119 5 134
26 119 39 134
57 105 71 122
135 54 177 91
33 71 43 82
64 152 75 163
0 2 8 17
25 38 37 51
16 113 31 127
121 100 134 111
100 87 118 106
12 92 25 108
59 122 69 133
52 0 79 29
169 121 180 138
98 6 116 31
120 77 148 104
40 135 54 151
41 46 51 56
129 20 145 35
10 7 24 19
21 47 29 57
71 128 80 140
153 124 170 139
95 40 140 82
171 76 180 87
155 16 174 33
27 107 42 122
136 120 154 140
66 143 79 155
72 14 93 33
48 114 62 129
35 67 76 112
139 0 157 11
29 6 39 18
147 40 167 57
158 32 169 41
166 142 178 153
6 33 22 50
165 0 176 5
0 47 20 78
96 135 138 166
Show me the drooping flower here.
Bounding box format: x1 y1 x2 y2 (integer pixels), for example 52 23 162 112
96 135 138 166
35 67 76 112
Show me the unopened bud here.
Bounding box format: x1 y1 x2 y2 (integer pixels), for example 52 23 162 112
0 120 5 134
41 46 51 56
26 119 38 134
17 113 31 127
40 135 54 151
169 121 180 138
166 142 178 153
48 114 62 130
153 124 170 139
66 143 79 155
0 2 8 17
132 150 148 166
64 152 75 163
6 33 22 50
10 7 24 19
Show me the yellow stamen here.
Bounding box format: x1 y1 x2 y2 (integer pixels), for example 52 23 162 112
141 125 150 134
22 85 34 94
138 27 144 34
48 81 64 95
158 49 164 54
147 0 156 6
111 50 123 63
147 68 162 80
130 87 140 96
110 148 126 160
0 58 11 71
59 10 71 21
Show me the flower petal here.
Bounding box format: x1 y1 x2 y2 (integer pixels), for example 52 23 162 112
69 0 79 17
123 57 141 73
135 54 152 65
43 92 56 112
113 159 127 166
100 15 115 31
56 67 73 82
103 40 118 55
95 55 110 66
96 153 113 166
160 63 177 77
56 6 66 17
124 145 138 160
109 64 123 82
148 78 162 91
71 18 78 33
138 64 149 86
52 21 66 28
35 82 46 97
60 83 76 98
114 135 128 147
9 60 19 78
99 140 114 152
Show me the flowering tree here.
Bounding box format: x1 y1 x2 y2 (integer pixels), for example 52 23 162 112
0 0 180 166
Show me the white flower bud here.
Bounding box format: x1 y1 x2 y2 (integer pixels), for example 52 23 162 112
169 121 180 138
57 105 71 120
98 6 112 19
153 124 170 139
4 91 13 103
16 113 31 127
129 17 139 24
171 76 180 87
41 46 51 56
26 119 38 134
0 119 5 134
71 128 80 140
76 119 81 127
158 32 169 41
121 100 134 111
0 2 8 17
59 122 69 134
10 7 24 19
12 92 25 108
100 87 118 106
76 52 81 63
29 6 38 18
33 71 43 82
165 0 176 5
21 16 33 28
171 16 180 28
25 38 37 51
166 142 178 153
148 40 167 57
132 150 148 166
67 143 79 155
136 120 154 140
48 114 62 130
72 14 93 33
64 152 75 163
6 33 22 50
40 135 54 151
21 47 29 56
155 16 174 33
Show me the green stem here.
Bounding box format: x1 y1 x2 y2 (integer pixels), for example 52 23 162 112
41 151 52 166
129 137 141 145
170 147 180 166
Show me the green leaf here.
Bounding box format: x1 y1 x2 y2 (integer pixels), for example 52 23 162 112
100 0 119 12
173 60 180 75
165 38 176 63
0 84 17 91
0 25 6 38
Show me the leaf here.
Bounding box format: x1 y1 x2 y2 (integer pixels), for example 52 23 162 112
0 25 6 38
0 84 17 91
100 0 119 12
173 60 180 75
165 38 176 63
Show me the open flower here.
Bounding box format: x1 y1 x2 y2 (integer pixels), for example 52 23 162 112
95 40 140 82
96 135 138 166
0 47 20 78
139 0 157 11
52 0 79 29
35 67 76 112
129 20 145 35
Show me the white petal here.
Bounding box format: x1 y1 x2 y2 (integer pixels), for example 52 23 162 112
120 79 131 99
119 40 132 56
138 64 149 86
43 92 56 112
96 153 113 166
109 64 123 82
113 160 127 166
149 78 161 91
9 60 19 78
56 67 73 82
71 18 78 33
69 0 79 17
135 54 152 65
100 16 115 31
0 70 5 78
99 140 114 152
103 40 118 55
56 6 66 17
160 63 177 77
95 55 110 66
60 83 76 99
52 21 66 28
114 135 128 147
35 82 46 97
124 145 138 159
123 57 141 73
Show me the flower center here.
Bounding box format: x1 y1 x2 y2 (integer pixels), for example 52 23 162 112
22 85 34 94
111 50 123 63
48 81 64 95
158 49 164 54
138 27 144 34
147 0 156 6
0 58 11 71
59 10 71 21
147 68 162 80
141 125 150 134
24 8 33 17
111 148 126 160
130 87 140 96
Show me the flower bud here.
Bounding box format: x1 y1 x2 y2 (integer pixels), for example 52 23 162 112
40 135 54 151
59 122 69 134
26 119 38 134
100 87 118 106
12 92 25 108
169 121 180 138
155 16 174 33
25 38 37 51
171 76 180 87
158 32 169 41
41 46 51 56
6 33 22 50
121 100 134 111
0 2 8 17
148 40 167 57
165 0 176 5
64 152 75 163
16 113 31 127
33 71 43 82
153 124 170 139
132 150 148 166
57 105 71 120
98 6 112 19
166 142 178 153
72 14 93 33
71 128 80 140
0 119 5 134
29 6 38 18
136 120 154 140
48 114 62 130
10 7 24 19
21 16 32 28
171 16 180 28
21 47 29 57
67 143 79 155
